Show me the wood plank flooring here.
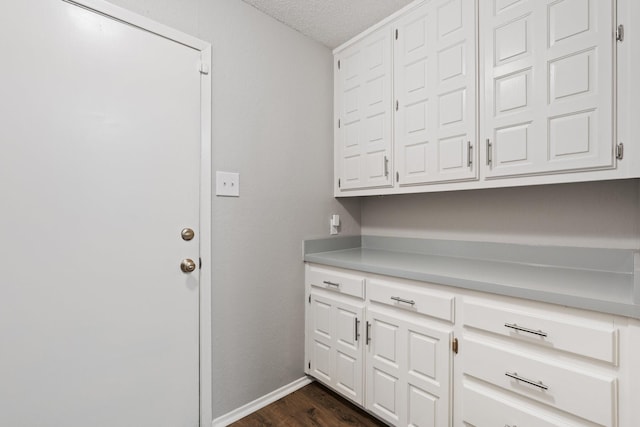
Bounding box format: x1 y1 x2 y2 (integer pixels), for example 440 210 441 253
230 381 387 427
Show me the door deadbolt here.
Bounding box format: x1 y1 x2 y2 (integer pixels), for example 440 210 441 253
180 259 197 273
181 228 195 241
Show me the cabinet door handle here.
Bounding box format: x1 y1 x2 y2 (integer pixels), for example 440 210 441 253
384 156 389 177
504 323 548 338
505 371 549 390
355 318 360 342
467 141 472 167
322 280 340 288
486 138 492 166
391 296 415 306
366 321 371 345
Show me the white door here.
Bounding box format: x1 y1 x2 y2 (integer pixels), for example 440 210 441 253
394 0 477 186
481 0 615 178
0 1 202 426
309 292 364 404
335 27 393 191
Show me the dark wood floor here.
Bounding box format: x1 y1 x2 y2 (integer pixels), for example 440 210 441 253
230 381 387 427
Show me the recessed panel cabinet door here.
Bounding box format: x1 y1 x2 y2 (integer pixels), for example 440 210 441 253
395 0 477 186
309 293 364 404
482 0 615 178
336 27 394 191
366 308 452 426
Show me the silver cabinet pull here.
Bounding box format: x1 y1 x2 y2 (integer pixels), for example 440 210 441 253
384 156 389 177
505 371 548 390
467 141 473 167
504 323 548 338
486 138 493 166
323 280 340 288
355 318 360 342
391 296 415 305
366 321 371 345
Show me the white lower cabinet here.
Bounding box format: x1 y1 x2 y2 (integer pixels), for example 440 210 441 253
366 307 452 426
305 263 634 426
306 264 455 426
461 295 621 427
306 265 366 405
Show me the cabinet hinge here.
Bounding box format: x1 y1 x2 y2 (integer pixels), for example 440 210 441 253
616 143 624 160
616 24 624 42
199 62 210 75
452 337 459 354
395 29 399 40
338 60 341 70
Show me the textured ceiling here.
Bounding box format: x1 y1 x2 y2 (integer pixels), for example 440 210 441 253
240 0 415 49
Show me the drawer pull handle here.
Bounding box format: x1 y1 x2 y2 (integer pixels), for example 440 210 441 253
391 296 415 306
505 371 549 390
323 280 340 288
504 323 548 338
366 321 371 345
355 318 360 342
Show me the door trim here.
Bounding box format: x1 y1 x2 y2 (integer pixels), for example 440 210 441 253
60 1 213 425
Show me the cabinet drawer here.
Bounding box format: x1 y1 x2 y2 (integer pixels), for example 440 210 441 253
463 386 586 427
368 279 454 323
463 299 618 364
464 338 617 426
308 265 364 299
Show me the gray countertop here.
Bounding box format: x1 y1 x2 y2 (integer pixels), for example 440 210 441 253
303 236 640 319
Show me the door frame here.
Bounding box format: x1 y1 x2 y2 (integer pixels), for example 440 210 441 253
61 0 213 424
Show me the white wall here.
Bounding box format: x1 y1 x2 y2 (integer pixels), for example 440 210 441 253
361 179 640 249
105 0 361 419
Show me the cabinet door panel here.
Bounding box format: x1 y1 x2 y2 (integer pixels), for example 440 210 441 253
395 0 477 186
336 27 393 191
405 321 452 427
482 0 614 178
366 307 452 426
367 310 403 425
308 293 364 405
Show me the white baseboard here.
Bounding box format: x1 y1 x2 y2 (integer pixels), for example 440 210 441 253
212 376 314 427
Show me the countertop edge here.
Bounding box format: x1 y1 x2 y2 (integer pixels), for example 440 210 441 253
303 238 640 320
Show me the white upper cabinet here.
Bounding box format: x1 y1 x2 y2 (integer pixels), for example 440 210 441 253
333 0 630 196
481 0 615 178
335 26 394 191
395 0 477 186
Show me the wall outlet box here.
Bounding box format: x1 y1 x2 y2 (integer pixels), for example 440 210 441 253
216 171 240 197
330 214 340 235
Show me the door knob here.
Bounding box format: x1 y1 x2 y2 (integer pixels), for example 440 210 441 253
181 228 195 241
180 258 197 273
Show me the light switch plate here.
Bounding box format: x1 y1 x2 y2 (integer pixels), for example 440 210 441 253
216 171 239 197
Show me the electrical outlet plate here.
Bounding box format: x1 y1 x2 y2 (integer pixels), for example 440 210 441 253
216 171 239 197
330 214 340 235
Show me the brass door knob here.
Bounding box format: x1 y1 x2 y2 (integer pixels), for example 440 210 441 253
180 258 197 273
181 228 195 241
